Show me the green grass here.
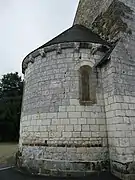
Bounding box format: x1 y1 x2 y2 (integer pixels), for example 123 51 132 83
0 143 18 165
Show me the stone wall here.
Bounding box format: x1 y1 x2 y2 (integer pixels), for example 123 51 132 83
74 0 113 30
101 1 135 179
19 42 109 175
74 0 133 42
75 0 135 179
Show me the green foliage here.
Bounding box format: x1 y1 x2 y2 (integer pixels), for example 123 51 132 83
0 72 23 142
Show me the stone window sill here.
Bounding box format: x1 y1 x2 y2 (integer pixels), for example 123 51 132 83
79 100 95 106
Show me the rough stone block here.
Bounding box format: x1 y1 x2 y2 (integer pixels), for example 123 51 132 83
119 138 130 147
52 119 61 125
56 125 65 132
99 125 106 131
62 132 72 138
89 125 100 131
58 112 68 118
115 110 126 117
47 113 57 119
68 112 81 118
81 125 90 131
81 112 91 118
42 119 51 125
48 125 57 131
65 125 74 132
81 132 90 137
67 106 76 112
49 131 62 138
76 106 85 112
69 118 78 125
91 132 100 137
61 119 70 125
70 99 79 105
86 118 96 124
74 125 81 131
59 106 66 112
78 118 87 124
72 132 81 138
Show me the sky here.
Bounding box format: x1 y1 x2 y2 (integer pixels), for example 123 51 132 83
0 0 79 77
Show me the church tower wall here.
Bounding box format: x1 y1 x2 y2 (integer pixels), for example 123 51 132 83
75 0 135 179
101 1 135 179
19 42 108 176
74 0 113 30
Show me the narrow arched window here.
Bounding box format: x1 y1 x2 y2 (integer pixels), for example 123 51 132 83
79 65 95 105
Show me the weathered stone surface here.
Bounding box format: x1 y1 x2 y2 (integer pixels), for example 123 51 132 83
74 0 133 42
19 41 108 176
74 0 135 179
92 0 133 41
74 0 113 30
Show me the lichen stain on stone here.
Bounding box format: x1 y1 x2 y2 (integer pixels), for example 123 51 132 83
92 0 133 41
74 0 112 29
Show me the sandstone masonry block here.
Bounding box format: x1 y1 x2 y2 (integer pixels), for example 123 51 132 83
67 106 76 112
74 125 81 131
78 118 87 124
65 125 74 132
70 99 79 105
62 132 72 138
68 112 81 118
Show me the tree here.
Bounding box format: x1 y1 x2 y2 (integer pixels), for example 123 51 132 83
0 72 23 142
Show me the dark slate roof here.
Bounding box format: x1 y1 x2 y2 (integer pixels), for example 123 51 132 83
43 24 109 47
23 24 110 60
44 24 108 46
